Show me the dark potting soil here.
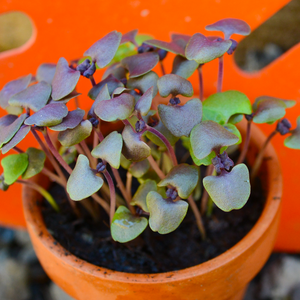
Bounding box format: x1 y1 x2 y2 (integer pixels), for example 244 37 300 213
41 173 265 274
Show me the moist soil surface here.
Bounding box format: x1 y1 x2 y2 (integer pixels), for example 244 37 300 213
42 175 265 274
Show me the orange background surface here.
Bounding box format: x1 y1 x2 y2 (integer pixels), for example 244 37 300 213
0 0 299 251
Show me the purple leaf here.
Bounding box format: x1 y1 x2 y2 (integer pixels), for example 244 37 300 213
172 55 199 79
122 52 159 78
135 87 154 116
122 125 151 162
157 74 193 97
144 39 185 56
171 33 191 43
49 109 85 131
84 31 122 68
185 33 232 64
0 74 32 109
102 63 128 81
190 120 239 160
205 18 251 40
88 85 111 118
0 114 27 147
127 71 158 96
95 93 135 122
48 91 81 104
158 98 202 137
51 57 80 101
1 125 31 154
24 103 68 127
9 81 51 112
88 74 124 100
36 63 56 84
121 29 138 45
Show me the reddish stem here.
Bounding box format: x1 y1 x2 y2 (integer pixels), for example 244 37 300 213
198 65 204 101
236 120 252 165
217 56 224 93
103 170 116 224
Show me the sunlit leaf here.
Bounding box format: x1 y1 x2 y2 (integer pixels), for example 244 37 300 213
157 74 193 97
91 131 123 169
1 153 28 185
51 57 80 101
253 96 293 124
84 31 122 68
131 180 157 212
190 120 239 160
284 116 300 149
111 206 148 243
1 125 31 154
205 18 251 40
203 91 252 123
203 164 250 211
158 164 198 199
24 103 68 127
128 159 150 178
185 33 232 64
22 148 46 179
88 74 124 100
67 154 103 201
49 109 85 131
127 71 158 96
0 114 27 148
122 125 151 161
58 120 92 147
9 81 51 112
135 87 153 116
158 98 202 137
5 105 24 116
0 74 32 109
36 63 56 84
147 191 188 234
95 93 135 122
172 55 199 79
122 52 159 78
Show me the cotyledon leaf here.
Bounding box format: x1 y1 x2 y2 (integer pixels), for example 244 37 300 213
22 148 46 179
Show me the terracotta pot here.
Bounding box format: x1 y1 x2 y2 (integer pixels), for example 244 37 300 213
22 120 282 300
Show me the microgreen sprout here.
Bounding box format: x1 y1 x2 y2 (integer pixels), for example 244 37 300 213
1 19 299 244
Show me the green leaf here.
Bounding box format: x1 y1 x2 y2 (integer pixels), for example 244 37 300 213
185 33 232 64
110 42 136 64
67 155 103 201
131 180 157 212
122 125 151 162
1 153 28 185
59 146 77 165
91 131 123 169
158 98 202 137
190 120 239 160
203 91 252 123
172 55 199 79
228 113 244 124
202 106 227 124
158 164 198 199
128 159 150 178
223 123 242 144
58 120 92 147
94 93 135 122
24 103 68 127
284 116 300 149
147 191 188 234
120 154 131 169
9 81 51 112
111 206 148 243
84 31 122 68
203 164 250 212
22 148 46 179
252 96 292 124
157 74 193 97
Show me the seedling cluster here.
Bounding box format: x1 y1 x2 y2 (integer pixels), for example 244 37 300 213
1 19 299 243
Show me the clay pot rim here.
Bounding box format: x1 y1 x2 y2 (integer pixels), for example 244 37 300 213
22 121 282 283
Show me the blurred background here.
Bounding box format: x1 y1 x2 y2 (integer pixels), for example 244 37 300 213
1 0 300 299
